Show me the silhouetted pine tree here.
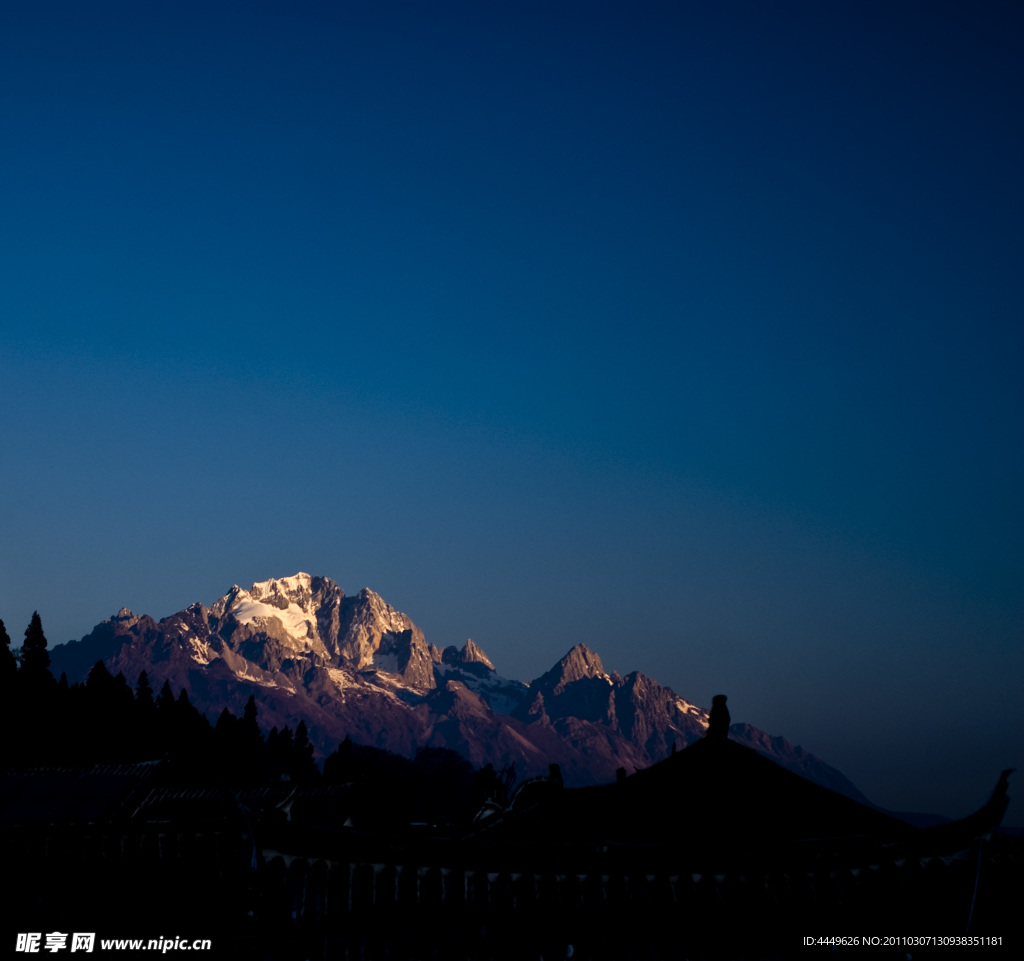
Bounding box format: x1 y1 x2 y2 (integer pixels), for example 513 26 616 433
131 671 158 756
239 694 264 775
112 671 133 711
18 612 56 758
170 687 214 774
243 694 259 728
155 680 178 757
136 671 155 713
20 612 53 692
215 707 236 736
0 619 16 745
0 618 16 690
214 707 239 775
324 734 356 782
265 725 294 780
157 679 176 713
87 659 113 686
215 705 268 783
78 660 113 758
116 670 138 757
291 721 318 782
56 677 88 763
81 661 134 761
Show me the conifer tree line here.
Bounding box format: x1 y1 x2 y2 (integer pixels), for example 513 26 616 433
1 612 492 822
0 611 317 782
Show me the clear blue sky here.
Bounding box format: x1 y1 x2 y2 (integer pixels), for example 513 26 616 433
2 1 1021 821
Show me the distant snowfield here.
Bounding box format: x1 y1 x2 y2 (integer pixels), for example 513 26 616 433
230 593 315 640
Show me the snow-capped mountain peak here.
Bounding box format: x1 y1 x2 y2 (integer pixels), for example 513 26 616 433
48 573 874 800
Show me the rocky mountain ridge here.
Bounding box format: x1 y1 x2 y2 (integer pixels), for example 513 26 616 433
49 573 869 799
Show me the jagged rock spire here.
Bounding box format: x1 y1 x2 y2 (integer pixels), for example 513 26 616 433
534 643 606 696
441 639 496 671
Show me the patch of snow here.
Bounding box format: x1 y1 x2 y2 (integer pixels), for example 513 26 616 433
676 697 710 727
676 697 704 714
188 636 215 666
371 650 401 674
251 572 313 592
434 663 527 714
327 667 352 690
353 671 419 707
229 664 295 692
222 653 295 692
436 662 525 691
483 690 528 716
229 591 316 641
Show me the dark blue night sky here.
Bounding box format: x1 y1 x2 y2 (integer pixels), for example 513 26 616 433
2 1 1021 821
